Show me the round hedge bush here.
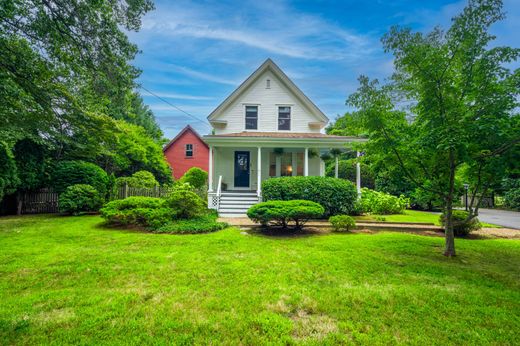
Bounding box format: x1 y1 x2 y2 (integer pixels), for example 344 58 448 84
329 215 356 232
261 176 357 217
439 210 481 237
247 200 324 230
100 196 173 229
52 160 109 196
358 188 409 215
59 184 104 215
115 170 159 189
165 189 206 219
180 167 208 189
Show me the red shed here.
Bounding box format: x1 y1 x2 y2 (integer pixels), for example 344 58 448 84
163 125 209 179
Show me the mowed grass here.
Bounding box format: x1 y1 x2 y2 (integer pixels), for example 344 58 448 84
0 215 519 345
355 209 499 227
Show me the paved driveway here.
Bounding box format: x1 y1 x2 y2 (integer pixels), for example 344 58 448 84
477 208 520 229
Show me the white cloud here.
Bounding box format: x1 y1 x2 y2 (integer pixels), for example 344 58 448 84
139 1 376 62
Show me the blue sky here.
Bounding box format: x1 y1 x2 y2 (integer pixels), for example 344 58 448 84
127 0 520 139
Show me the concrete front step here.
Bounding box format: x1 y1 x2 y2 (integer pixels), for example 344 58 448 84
220 197 259 202
218 191 259 217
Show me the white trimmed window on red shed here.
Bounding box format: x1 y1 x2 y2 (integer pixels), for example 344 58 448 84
185 144 193 157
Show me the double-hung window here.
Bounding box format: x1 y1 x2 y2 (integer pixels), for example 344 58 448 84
185 144 193 157
245 106 258 130
278 106 291 130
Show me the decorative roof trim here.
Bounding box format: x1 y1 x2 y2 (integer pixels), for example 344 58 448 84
163 125 209 152
207 58 328 123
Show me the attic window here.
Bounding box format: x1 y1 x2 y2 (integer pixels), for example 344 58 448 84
185 144 193 157
266 79 271 89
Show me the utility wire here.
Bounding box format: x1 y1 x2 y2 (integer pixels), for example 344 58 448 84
139 85 212 129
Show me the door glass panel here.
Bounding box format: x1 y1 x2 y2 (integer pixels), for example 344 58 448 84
281 153 292 176
296 153 304 176
269 153 276 177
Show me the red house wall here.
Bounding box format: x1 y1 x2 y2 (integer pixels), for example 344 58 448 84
163 128 209 180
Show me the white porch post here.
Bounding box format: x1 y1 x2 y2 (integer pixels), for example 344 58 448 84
319 158 325 177
335 156 339 178
257 147 261 197
304 148 309 176
208 145 214 192
356 151 361 197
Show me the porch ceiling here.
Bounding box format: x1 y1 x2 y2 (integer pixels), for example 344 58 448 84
203 132 367 148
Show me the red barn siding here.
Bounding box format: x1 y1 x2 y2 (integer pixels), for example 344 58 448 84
163 126 209 180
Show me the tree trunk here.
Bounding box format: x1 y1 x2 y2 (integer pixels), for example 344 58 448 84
444 151 457 257
444 201 456 257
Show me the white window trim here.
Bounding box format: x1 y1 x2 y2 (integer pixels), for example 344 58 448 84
277 105 291 132
244 104 259 131
185 144 193 157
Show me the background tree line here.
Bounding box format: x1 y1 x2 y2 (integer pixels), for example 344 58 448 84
0 0 173 211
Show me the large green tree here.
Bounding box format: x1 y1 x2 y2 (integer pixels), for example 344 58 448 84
0 0 171 204
347 0 519 256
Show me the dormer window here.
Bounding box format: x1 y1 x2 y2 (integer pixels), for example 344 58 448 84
278 106 291 130
266 79 271 89
245 105 258 130
185 144 193 157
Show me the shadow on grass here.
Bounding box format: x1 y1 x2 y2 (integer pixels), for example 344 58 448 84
245 225 362 239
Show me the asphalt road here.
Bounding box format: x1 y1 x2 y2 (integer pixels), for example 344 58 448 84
476 208 520 229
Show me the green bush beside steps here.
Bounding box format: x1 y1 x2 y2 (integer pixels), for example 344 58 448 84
262 176 357 217
247 200 324 230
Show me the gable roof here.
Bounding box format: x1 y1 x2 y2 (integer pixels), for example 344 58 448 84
163 125 208 152
207 58 329 123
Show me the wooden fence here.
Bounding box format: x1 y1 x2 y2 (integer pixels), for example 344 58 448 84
115 185 176 199
17 185 206 214
21 188 59 214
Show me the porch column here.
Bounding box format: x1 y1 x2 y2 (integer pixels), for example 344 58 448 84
257 147 262 197
335 156 339 178
356 151 361 197
304 148 309 176
208 146 213 192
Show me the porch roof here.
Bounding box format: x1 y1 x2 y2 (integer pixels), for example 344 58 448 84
203 132 367 148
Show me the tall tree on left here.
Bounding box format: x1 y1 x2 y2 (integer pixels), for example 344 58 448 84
0 0 165 207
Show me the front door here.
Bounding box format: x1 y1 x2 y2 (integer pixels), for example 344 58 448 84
234 151 250 188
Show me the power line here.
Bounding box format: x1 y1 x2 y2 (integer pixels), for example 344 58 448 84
139 85 211 128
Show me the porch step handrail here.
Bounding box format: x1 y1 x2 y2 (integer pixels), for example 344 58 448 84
216 175 223 209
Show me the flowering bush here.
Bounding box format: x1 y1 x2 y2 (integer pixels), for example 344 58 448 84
358 188 409 214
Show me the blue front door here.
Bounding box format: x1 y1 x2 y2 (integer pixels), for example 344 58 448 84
234 151 250 188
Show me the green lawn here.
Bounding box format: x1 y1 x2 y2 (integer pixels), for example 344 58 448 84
355 209 499 227
1 215 519 344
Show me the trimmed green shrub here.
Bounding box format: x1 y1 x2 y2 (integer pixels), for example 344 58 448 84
439 210 481 237
52 160 109 197
325 159 375 189
115 170 159 189
247 200 324 230
358 188 409 215
329 215 356 232
59 184 103 215
165 189 206 219
180 167 208 189
156 211 228 234
503 179 520 211
504 188 520 211
262 176 357 217
100 197 173 229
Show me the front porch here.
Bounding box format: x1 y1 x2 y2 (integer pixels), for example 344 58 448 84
203 132 365 216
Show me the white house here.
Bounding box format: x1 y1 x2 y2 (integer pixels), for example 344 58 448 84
204 59 365 216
